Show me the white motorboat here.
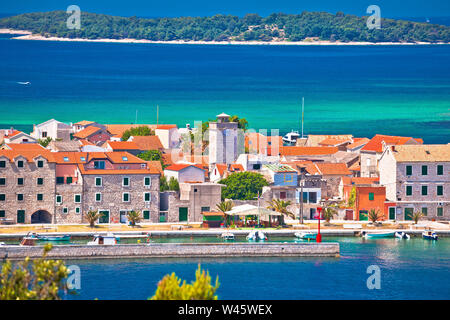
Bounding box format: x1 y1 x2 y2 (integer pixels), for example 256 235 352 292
422 230 438 240
295 232 317 240
87 233 118 245
282 131 300 145
395 231 410 240
246 230 267 241
220 232 235 241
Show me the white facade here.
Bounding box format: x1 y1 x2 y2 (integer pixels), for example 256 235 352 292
31 119 72 141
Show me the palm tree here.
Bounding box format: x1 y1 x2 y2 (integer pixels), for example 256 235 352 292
267 199 293 226
368 209 383 224
127 210 142 226
85 210 101 228
216 200 233 226
412 211 424 225
322 207 337 224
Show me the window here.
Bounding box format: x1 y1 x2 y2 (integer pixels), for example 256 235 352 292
123 177 129 187
62 207 68 214
406 185 412 196
0 160 5 168
80 157 86 162
0 194 5 201
437 207 443 217
308 192 317 204
0 178 5 185
144 177 151 187
421 165 428 176
42 131 47 138
37 177 43 185
405 165 412 176
56 177 64 184
94 161 105 169
421 185 428 196
123 192 130 202
56 195 62 204
143 210 150 220
37 194 43 201
17 194 23 201
0 210 4 218
284 174 293 182
144 192 151 202
369 192 374 201
422 207 428 216
437 185 443 196
201 207 210 212
279 191 286 199
122 156 128 161
75 207 81 214
74 194 81 203
37 160 44 168
17 160 24 168
17 178 24 185
95 193 102 202
302 192 308 203
95 177 102 186
66 177 73 184
63 157 69 162
437 165 443 175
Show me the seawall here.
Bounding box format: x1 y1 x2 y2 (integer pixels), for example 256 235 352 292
0 242 340 260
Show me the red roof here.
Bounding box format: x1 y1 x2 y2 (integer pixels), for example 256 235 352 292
215 163 228 176
346 138 370 150
280 146 339 156
3 143 45 151
131 136 163 150
361 135 423 153
0 149 54 162
73 126 102 139
306 162 351 176
230 163 244 172
319 138 351 146
165 163 204 172
107 141 140 150
156 124 177 130
342 176 379 186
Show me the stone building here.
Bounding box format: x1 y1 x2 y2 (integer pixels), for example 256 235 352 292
0 149 56 224
209 113 242 168
379 144 449 220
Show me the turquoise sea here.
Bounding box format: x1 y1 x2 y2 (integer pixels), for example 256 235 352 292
63 237 450 300
0 34 449 142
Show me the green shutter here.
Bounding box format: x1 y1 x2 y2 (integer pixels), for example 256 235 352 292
96 193 101 201
421 165 428 175
37 194 43 201
99 210 109 223
123 177 129 186
56 177 64 184
145 193 151 202
95 177 102 186
421 186 427 196
145 177 151 186
143 210 150 219
404 208 413 220
406 186 412 196
179 207 188 222
0 194 5 201
437 185 443 196
75 194 81 203
37 178 43 185
369 192 374 200
37 160 43 168
437 165 443 175
359 210 368 221
406 165 412 176
0 178 5 185
17 210 25 223
389 207 396 220
0 161 5 168
437 207 443 217
123 193 129 202
422 207 428 216
66 177 73 184
0 210 5 218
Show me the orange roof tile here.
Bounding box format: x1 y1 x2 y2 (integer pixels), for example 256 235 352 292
230 163 244 172
306 162 351 176
156 124 178 130
165 163 205 172
3 143 45 151
105 124 157 137
0 149 54 162
146 161 163 175
215 163 228 176
4 130 23 138
342 176 379 186
131 136 164 150
346 138 370 150
74 120 94 126
78 166 159 175
107 141 140 150
73 126 102 139
361 135 423 153
319 138 351 146
280 146 339 156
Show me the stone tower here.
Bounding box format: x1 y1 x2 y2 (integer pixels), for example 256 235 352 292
209 113 239 168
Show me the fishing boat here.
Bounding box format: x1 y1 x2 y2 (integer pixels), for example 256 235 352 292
20 233 37 246
422 230 438 240
362 231 395 239
221 232 235 241
246 230 267 241
36 234 71 241
282 131 300 145
295 232 317 240
87 233 118 245
395 231 410 240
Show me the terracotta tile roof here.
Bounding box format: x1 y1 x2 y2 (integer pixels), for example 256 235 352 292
53 152 147 164
215 163 228 176
264 164 297 173
348 162 361 171
78 166 159 175
156 124 177 130
73 126 102 139
0 149 55 162
230 163 244 172
346 138 370 150
3 143 45 151
306 162 351 175
361 135 423 153
342 176 379 186
202 211 225 217
306 134 353 146
391 144 450 162
165 163 205 172
107 141 140 150
131 136 164 150
74 120 94 126
280 146 339 156
146 161 163 175
319 138 352 146
78 139 94 146
105 124 156 137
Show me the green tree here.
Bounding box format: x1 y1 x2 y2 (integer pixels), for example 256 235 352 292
122 126 154 141
168 177 180 191
266 199 293 225
0 244 69 300
347 187 356 208
85 210 101 228
150 265 219 300
219 172 269 200
160 175 169 191
368 209 383 224
412 210 424 225
216 200 234 226
137 150 166 168
127 210 142 226
38 137 52 147
322 207 338 223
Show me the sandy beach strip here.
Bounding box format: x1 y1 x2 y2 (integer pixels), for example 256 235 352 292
1 29 447 45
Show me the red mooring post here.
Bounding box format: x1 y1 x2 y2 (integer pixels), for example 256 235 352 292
316 207 322 243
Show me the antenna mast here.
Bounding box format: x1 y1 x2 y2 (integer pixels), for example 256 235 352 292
157 105 159 126
301 97 304 138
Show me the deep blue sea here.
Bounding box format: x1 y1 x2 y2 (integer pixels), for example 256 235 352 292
0 34 449 142
63 237 450 300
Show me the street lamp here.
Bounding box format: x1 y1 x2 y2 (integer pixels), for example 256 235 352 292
316 207 322 243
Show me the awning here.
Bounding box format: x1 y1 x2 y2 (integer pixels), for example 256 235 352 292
225 204 281 217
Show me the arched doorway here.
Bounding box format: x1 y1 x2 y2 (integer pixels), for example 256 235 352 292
31 210 52 224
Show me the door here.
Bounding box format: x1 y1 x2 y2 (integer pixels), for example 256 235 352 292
389 207 396 220
120 210 128 224
17 210 25 223
99 210 109 224
159 212 167 223
179 207 188 222
359 210 368 221
309 208 316 219
404 208 413 221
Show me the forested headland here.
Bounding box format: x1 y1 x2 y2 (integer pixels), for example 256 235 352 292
1 10 449 43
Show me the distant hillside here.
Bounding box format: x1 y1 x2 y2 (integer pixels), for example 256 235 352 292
1 10 450 43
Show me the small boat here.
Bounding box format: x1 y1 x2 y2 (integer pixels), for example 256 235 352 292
422 230 438 240
221 232 235 241
36 234 71 241
20 233 37 246
295 232 317 240
395 232 410 240
0 242 5 246
362 231 395 239
282 131 300 145
246 230 267 241
17 81 31 85
87 233 118 245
